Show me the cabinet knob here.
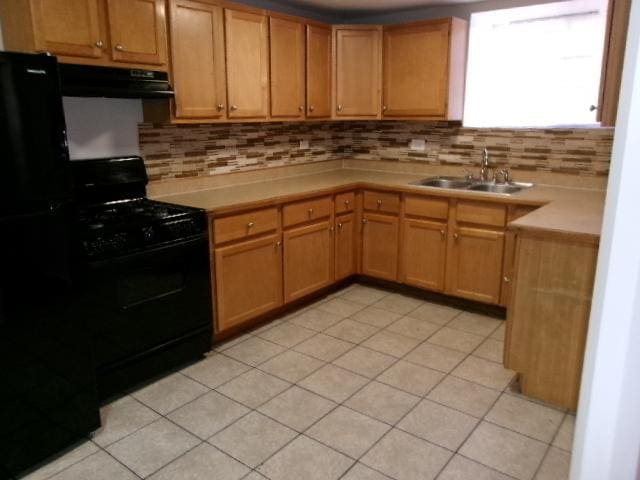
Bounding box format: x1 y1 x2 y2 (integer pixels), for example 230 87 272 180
217 103 224 111
377 199 382 206
337 223 343 229
115 44 125 51
344 200 350 206
230 105 238 111
329 226 335 233
337 104 342 111
298 105 304 112
453 232 459 240
383 105 388 112
362 219 368 224
309 105 315 112
308 208 314 216
504 276 511 283
440 229 446 238
275 241 282 249
95 40 104 48
247 222 255 228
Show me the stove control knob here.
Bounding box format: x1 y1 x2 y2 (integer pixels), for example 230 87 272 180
142 226 155 242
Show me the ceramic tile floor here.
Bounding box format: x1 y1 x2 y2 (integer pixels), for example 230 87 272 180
20 284 576 480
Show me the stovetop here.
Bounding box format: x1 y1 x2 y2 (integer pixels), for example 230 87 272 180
75 198 207 259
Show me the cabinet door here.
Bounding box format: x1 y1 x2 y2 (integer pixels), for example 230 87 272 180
361 213 398 281
270 17 305 118
225 9 269 118
283 220 334 302
383 21 449 117
170 0 226 119
446 227 505 304
500 231 517 308
214 234 283 332
30 0 104 58
334 27 381 117
306 24 331 118
335 213 356 280
106 0 168 65
401 219 447 291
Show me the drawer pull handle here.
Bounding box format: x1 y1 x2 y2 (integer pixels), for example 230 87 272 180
247 222 255 228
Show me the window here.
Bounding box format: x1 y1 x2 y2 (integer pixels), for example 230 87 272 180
463 0 609 127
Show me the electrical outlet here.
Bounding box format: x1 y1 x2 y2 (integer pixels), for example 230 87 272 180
299 140 310 149
409 139 426 151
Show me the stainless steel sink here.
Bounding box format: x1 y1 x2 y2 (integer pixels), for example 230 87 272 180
410 176 533 195
411 176 472 189
467 183 527 194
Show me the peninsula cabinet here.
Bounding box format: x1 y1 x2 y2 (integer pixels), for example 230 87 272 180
382 18 468 120
333 26 382 119
169 0 227 120
306 24 332 118
214 234 283 332
224 9 269 119
270 17 306 119
0 0 169 69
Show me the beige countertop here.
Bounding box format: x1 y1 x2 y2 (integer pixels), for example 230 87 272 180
154 169 605 241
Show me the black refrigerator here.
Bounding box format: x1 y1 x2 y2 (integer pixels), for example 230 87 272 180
0 52 100 479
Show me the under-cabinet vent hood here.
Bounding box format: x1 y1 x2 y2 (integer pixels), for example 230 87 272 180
59 63 174 99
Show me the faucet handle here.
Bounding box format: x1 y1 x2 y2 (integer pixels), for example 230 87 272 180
463 168 475 181
497 168 512 184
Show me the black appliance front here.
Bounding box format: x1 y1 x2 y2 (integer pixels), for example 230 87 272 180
0 52 70 217
0 207 100 479
82 235 212 399
0 52 99 479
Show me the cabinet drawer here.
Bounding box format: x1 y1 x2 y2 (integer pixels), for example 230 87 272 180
404 195 449 220
335 192 355 214
214 207 279 244
283 196 333 227
456 201 506 227
363 190 400 214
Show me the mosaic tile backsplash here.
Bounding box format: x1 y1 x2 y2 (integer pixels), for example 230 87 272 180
139 121 614 182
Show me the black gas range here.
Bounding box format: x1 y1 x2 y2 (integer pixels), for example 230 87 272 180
71 157 212 401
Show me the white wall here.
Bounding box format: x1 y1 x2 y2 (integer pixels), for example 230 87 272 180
571 0 640 478
63 97 143 160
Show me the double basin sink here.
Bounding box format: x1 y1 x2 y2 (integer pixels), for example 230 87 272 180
410 176 533 195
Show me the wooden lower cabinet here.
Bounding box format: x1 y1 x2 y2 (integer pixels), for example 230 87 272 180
506 234 598 410
401 218 447 291
446 226 505 304
361 212 399 281
335 212 356 280
214 234 282 332
283 220 334 302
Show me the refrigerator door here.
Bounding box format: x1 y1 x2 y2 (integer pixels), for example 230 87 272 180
0 204 100 478
0 52 70 216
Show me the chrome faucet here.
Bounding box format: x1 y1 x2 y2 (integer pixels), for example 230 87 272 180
480 147 492 182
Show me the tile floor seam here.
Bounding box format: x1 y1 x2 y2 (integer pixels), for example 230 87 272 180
529 413 571 480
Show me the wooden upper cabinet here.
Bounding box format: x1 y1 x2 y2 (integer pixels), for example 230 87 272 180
270 17 305 119
29 0 104 58
225 9 269 119
169 0 226 120
306 24 332 118
106 0 168 66
383 18 468 120
333 26 382 118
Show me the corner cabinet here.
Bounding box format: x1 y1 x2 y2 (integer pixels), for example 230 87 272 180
0 0 169 69
382 18 468 120
224 8 269 119
270 17 306 119
333 26 382 119
306 24 332 119
169 0 227 120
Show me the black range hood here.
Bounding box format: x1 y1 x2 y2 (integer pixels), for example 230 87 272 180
59 63 174 99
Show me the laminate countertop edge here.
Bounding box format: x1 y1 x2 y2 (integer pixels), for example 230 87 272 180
152 169 605 241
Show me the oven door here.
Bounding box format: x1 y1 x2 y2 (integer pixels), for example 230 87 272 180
81 235 213 374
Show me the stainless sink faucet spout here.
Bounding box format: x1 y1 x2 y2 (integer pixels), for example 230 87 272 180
480 147 492 182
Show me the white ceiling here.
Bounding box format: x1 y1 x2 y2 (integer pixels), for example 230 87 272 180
278 0 479 12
